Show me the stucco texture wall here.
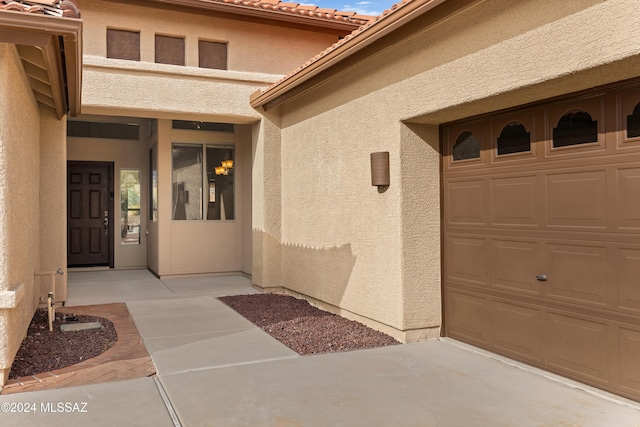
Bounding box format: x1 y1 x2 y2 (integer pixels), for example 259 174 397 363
255 0 640 341
0 43 42 384
77 0 347 121
39 112 68 301
77 0 344 74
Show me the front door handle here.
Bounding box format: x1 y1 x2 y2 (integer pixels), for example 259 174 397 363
536 275 548 282
103 211 109 235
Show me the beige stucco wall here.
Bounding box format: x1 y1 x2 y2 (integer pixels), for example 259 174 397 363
0 43 67 385
255 0 640 341
77 0 344 75
77 0 349 121
74 0 350 275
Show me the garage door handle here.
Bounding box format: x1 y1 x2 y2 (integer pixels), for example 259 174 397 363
536 275 548 282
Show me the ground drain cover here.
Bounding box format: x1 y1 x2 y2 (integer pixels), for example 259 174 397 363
60 322 102 332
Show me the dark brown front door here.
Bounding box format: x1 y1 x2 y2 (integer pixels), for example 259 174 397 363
67 161 114 267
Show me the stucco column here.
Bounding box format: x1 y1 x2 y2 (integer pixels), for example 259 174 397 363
400 123 442 341
39 111 68 302
251 117 283 289
155 119 173 276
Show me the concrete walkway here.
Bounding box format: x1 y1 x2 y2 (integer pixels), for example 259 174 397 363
1 270 639 426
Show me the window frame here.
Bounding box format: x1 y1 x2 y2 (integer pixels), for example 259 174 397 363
171 142 236 222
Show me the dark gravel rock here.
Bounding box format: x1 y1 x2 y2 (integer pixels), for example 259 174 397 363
9 310 117 379
219 293 400 355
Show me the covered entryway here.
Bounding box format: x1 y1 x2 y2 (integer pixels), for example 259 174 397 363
443 81 640 401
67 161 114 267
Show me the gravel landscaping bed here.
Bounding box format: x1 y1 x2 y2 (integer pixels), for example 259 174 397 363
9 310 117 379
219 293 400 354
9 293 398 380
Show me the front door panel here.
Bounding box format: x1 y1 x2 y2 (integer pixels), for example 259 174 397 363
67 162 113 267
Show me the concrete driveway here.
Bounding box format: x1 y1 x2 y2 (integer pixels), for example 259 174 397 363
1 270 639 426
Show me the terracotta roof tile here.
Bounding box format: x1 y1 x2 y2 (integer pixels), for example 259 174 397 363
149 0 375 27
0 0 80 18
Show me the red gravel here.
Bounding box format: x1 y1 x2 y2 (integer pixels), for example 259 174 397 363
9 294 399 380
9 310 117 379
219 293 400 355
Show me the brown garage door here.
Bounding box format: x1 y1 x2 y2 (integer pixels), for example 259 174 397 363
443 82 640 402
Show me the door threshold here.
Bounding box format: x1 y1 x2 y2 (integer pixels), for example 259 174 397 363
68 266 112 272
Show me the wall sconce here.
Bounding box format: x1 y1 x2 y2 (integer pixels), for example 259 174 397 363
371 152 390 189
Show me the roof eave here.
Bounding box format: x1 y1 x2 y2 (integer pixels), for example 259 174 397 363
250 0 450 110
0 10 82 118
145 0 366 31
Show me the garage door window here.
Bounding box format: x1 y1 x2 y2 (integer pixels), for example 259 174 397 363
553 109 598 148
453 131 480 161
627 103 640 138
497 122 530 155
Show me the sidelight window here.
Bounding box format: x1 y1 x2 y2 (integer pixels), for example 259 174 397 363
150 146 158 221
121 170 141 244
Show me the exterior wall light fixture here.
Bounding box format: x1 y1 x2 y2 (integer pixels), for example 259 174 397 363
371 152 390 189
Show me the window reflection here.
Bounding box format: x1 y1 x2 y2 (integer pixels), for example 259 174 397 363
149 146 158 221
627 102 640 138
553 109 597 148
171 144 235 221
497 122 530 155
172 145 203 220
206 146 234 220
453 131 480 161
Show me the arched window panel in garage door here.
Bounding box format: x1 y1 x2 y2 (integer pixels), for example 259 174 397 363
453 131 481 160
490 110 537 164
553 110 597 148
497 122 531 155
620 87 640 147
546 95 605 157
444 121 487 170
626 104 640 138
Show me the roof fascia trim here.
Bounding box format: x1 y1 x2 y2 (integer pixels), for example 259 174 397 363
250 0 449 109
146 0 364 30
